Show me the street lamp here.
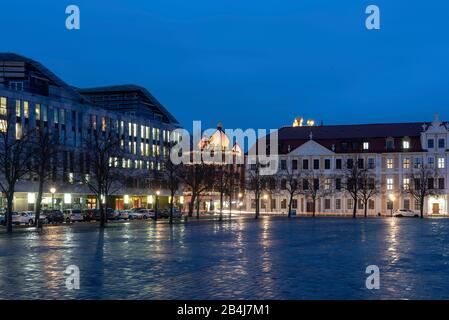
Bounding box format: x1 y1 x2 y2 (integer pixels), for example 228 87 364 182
50 187 56 210
155 190 160 221
389 194 396 217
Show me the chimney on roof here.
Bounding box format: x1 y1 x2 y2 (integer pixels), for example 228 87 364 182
217 122 223 130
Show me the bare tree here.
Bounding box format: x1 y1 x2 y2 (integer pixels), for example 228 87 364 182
404 164 441 218
30 126 60 228
246 160 270 219
213 162 232 221
302 170 330 217
357 169 379 218
342 157 365 218
0 109 33 233
162 140 181 224
82 128 124 228
278 166 302 218
179 161 213 218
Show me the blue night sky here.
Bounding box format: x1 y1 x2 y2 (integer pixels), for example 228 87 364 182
1 0 449 131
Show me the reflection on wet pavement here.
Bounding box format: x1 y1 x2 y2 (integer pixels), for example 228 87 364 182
1 217 449 299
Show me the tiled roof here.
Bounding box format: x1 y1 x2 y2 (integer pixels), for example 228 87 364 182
277 122 435 140
261 122 448 154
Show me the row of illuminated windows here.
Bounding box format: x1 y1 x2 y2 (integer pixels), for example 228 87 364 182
362 139 412 151
1 97 176 149
253 198 376 211
109 157 162 171
387 177 445 190
386 157 445 169
123 140 167 158
254 197 421 211
279 158 376 171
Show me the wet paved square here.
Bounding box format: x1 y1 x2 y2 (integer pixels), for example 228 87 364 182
1 217 449 299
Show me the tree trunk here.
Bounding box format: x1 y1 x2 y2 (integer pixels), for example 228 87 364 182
287 196 293 218
312 198 316 217
255 194 259 219
6 193 14 233
219 191 223 221
196 199 200 219
34 177 45 228
99 197 106 228
420 198 425 218
352 197 357 218
364 200 368 218
169 190 174 225
188 200 194 217
228 194 232 219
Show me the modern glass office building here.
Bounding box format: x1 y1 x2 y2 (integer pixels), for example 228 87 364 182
0 53 180 211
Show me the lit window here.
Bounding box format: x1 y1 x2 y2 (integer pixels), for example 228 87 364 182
101 117 106 131
438 157 445 169
403 140 410 149
0 120 7 132
35 103 40 120
24 101 29 118
15 122 22 140
387 158 393 169
324 178 331 190
16 100 21 117
0 97 7 115
363 142 369 150
403 158 410 169
403 178 410 190
387 178 394 190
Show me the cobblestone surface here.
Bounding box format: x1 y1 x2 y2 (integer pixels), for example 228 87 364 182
1 217 449 299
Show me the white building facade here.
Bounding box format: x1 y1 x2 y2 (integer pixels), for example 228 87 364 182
245 116 449 216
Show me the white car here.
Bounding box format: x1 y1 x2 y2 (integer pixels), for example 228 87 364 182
393 209 419 218
13 212 35 225
63 209 84 223
128 211 143 220
137 209 154 219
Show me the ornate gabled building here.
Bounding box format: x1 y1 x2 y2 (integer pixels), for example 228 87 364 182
181 123 245 214
244 115 449 216
0 53 180 211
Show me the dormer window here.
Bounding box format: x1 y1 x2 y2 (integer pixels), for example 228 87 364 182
428 139 435 149
402 139 410 150
438 138 445 149
386 138 394 151
363 142 369 150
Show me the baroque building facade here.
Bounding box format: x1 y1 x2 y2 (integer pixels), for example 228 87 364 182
245 116 449 216
0 53 180 211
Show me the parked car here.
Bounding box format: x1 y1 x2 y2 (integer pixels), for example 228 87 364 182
128 211 143 220
63 209 84 223
0 213 5 226
83 208 114 221
44 210 64 223
117 210 130 220
393 209 419 218
107 210 121 221
157 209 169 218
137 209 154 219
13 212 35 225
